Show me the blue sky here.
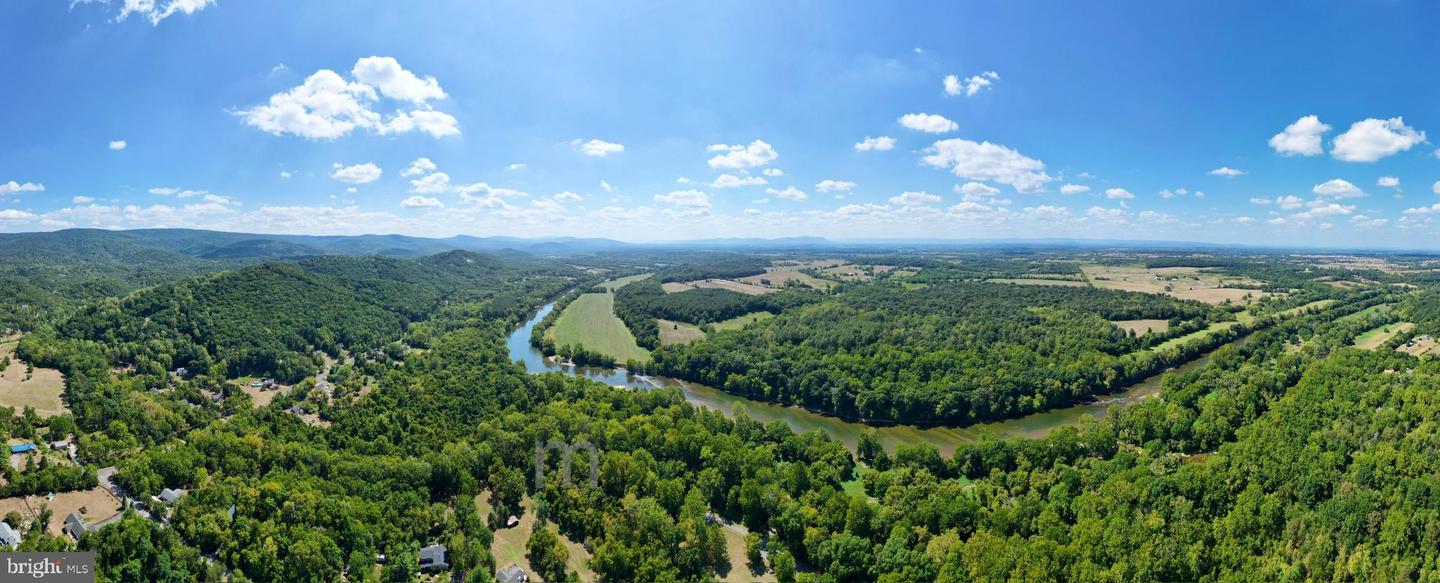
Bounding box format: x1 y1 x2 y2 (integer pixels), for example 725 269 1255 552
3 0 1440 247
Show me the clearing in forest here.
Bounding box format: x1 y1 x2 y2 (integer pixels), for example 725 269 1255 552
546 293 650 362
0 340 67 417
1354 322 1414 350
738 267 835 290
480 493 595 582
988 278 1089 287
658 319 705 345
1398 335 1440 357
661 279 776 295
0 486 122 536
599 273 652 290
712 312 775 331
1082 264 1267 305
1150 321 1238 352
1112 319 1171 336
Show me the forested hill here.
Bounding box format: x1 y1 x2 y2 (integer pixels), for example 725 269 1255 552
32 252 568 382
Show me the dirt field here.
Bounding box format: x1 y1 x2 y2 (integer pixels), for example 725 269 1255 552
1112 319 1171 336
482 493 594 581
0 341 67 417
1354 322 1414 350
663 279 777 295
988 278 1089 287
658 319 706 345
0 486 123 536
1398 335 1440 357
1082 264 1267 305
738 267 835 290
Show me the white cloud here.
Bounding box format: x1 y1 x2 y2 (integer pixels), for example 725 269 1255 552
237 58 458 139
553 191 584 203
1138 210 1178 224
505 163 527 171
707 140 779 169
1351 215 1388 228
957 182 1000 198
0 209 36 221
601 180 615 193
1105 188 1135 200
1378 176 1400 188
1159 188 1189 199
711 174 767 188
766 186 807 201
899 113 959 133
889 191 941 206
1059 184 1090 195
108 140 127 150
675 177 694 185
409 172 451 194
1331 117 1426 162
1086 206 1128 223
921 139 1051 193
653 190 712 217
1276 195 1304 210
1434 181 1440 195
854 136 896 152
350 56 446 104
1208 166 1244 177
1249 197 1272 206
943 71 999 97
330 162 382 184
762 168 784 177
402 158 437 177
400 195 444 208
1233 216 1256 224
1269 115 1330 156
0 181 44 195
1312 178 1364 198
572 139 625 157
117 0 215 25
815 180 857 193
1290 201 1355 222
71 196 96 204
279 171 293 179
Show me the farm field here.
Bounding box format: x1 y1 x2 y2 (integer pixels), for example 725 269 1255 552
1112 319 1170 336
1354 322 1414 350
0 340 67 417
661 279 775 295
1398 335 1440 357
738 267 835 290
988 278 1089 287
658 319 705 345
712 311 775 331
599 273 652 290
1150 321 1238 352
546 293 650 362
1082 264 1267 304
1280 299 1339 317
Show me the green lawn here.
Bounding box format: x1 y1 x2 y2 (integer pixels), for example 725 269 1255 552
546 293 651 362
599 273 652 291
712 311 775 331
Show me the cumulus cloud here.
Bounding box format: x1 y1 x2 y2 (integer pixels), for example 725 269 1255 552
553 191 584 203
1378 176 1400 188
402 158 437 177
943 71 999 97
236 57 458 139
707 140 779 169
1269 115 1330 156
1434 181 1440 195
889 191 941 206
1085 206 1128 223
117 0 215 25
854 136 896 152
921 139 1051 193
279 171 293 179
1104 188 1135 200
653 190 712 217
72 196 96 204
816 180 857 193
899 113 959 133
0 181 44 195
409 172 452 194
1276 195 1305 209
766 186 807 201
1059 184 1090 195
0 209 37 221
400 196 444 208
108 140 127 150
572 138 625 157
1208 166 1244 177
330 162 382 184
1351 215 1388 228
1331 117 1426 162
710 174 767 188
505 163 526 171
762 168 784 177
1312 178 1365 198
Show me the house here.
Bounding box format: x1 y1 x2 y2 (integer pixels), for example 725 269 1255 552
496 564 529 583
174 367 189 378
63 512 91 540
158 488 186 503
0 522 21 548
286 405 305 416
49 440 70 451
418 544 449 572
9 443 35 454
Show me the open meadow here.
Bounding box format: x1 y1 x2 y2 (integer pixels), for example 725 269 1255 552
0 340 67 417
546 292 651 362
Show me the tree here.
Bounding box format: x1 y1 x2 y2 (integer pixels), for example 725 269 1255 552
526 523 570 583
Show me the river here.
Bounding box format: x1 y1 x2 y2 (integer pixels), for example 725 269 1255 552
507 300 1232 455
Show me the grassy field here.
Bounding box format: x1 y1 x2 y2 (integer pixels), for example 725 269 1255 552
738 267 835 290
599 273 652 290
546 293 650 362
481 493 594 581
1399 335 1440 357
1279 299 1339 317
663 279 776 295
1354 322 1414 350
712 311 775 331
717 520 775 583
0 341 67 417
658 319 705 345
1112 319 1170 336
1151 321 1238 352
1082 264 1268 305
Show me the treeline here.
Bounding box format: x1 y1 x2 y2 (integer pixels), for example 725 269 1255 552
614 278 820 349
654 255 770 283
649 281 1250 425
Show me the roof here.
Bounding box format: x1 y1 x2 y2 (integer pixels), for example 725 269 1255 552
158 488 185 502
0 522 21 547
496 564 529 583
419 544 449 571
63 512 90 538
9 443 35 453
